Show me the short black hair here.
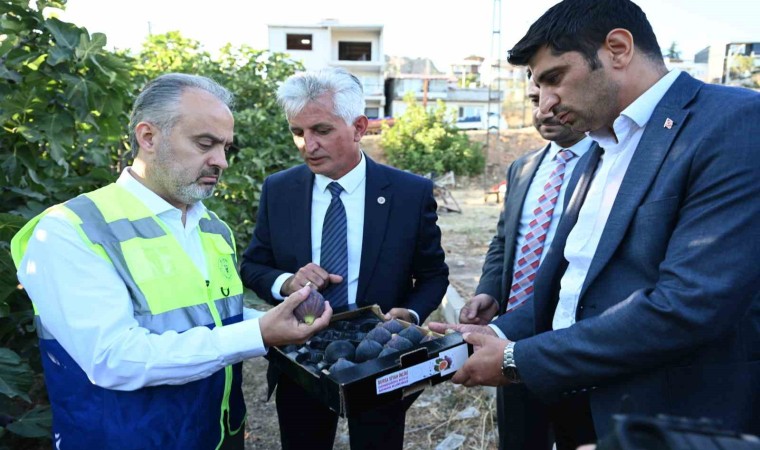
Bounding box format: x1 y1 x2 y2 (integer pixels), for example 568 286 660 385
508 0 663 69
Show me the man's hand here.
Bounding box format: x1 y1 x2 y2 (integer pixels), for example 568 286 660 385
459 294 499 325
259 286 333 347
281 262 343 296
451 333 511 387
384 308 413 323
427 322 497 338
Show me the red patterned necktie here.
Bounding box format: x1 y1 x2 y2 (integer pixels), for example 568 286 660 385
507 149 575 311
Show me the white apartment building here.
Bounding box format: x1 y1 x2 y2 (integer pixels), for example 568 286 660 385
268 20 386 118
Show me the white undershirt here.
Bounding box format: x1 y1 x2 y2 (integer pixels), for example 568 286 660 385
552 69 682 329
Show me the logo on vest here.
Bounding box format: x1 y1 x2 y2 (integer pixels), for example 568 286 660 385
218 257 233 279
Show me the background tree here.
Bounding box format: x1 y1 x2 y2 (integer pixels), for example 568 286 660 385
664 41 681 60
136 32 303 249
381 94 484 177
1 0 136 447
1 5 303 447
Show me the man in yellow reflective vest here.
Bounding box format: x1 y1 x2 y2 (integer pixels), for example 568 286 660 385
11 73 332 450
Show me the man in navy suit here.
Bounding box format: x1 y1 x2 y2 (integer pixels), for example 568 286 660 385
431 0 760 448
460 79 597 450
240 67 449 450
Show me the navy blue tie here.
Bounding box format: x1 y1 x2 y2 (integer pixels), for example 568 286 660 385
321 182 348 308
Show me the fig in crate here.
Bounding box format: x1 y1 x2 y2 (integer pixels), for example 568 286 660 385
398 326 424 344
324 340 356 363
365 327 392 345
385 335 414 352
355 339 383 363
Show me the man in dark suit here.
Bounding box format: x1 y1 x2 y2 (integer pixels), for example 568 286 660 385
240 67 449 450
460 79 596 450
431 1 760 448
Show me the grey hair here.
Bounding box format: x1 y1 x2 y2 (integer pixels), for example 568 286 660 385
128 73 234 158
276 67 365 125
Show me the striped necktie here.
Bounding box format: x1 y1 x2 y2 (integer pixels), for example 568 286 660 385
507 149 575 311
321 182 348 308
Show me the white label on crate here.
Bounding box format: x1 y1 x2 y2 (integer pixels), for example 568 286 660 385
375 343 469 395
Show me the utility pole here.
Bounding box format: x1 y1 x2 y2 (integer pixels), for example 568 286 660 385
484 0 502 192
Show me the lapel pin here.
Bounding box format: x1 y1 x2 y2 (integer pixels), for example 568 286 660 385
377 196 386 205
664 118 674 129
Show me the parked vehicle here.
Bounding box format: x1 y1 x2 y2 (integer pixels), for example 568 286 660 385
455 112 508 131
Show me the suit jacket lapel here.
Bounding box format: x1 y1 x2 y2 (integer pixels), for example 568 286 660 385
357 157 391 304
290 165 315 269
580 73 699 296
499 145 549 307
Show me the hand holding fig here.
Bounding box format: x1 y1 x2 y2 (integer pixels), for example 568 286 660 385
293 288 326 325
259 285 333 347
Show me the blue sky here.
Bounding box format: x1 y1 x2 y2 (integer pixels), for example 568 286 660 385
58 0 758 69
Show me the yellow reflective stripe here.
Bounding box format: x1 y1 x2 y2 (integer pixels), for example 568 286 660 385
86 184 154 222
122 234 208 314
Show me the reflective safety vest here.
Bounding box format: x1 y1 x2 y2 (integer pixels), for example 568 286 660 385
11 183 245 450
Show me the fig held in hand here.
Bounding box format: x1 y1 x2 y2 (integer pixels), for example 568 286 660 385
293 288 326 325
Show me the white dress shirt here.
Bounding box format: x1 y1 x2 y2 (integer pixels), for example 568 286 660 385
271 153 366 303
16 168 267 391
490 137 593 338
271 152 421 322
552 69 682 330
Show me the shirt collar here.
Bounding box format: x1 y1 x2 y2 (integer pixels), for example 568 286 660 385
548 135 594 160
314 151 367 195
589 69 682 148
116 167 207 218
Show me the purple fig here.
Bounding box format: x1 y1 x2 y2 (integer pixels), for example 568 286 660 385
398 326 424 344
355 339 383 362
324 340 356 363
380 318 405 334
295 350 323 364
293 288 326 325
385 335 414 352
365 327 392 345
378 347 399 358
420 333 436 343
330 357 356 373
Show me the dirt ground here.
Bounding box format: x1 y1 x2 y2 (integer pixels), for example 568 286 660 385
241 185 508 450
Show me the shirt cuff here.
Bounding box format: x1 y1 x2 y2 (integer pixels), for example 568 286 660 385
271 273 293 300
243 307 266 320
488 324 507 339
408 309 420 325
215 317 268 362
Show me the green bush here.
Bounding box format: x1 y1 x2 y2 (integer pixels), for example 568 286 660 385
381 95 485 177
1 2 303 446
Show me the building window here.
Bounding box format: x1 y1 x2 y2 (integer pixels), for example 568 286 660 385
364 107 380 118
458 106 482 120
286 34 312 50
339 42 371 61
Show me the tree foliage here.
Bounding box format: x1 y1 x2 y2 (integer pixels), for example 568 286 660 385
1 0 136 446
135 32 303 248
381 94 485 177
0 2 302 446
